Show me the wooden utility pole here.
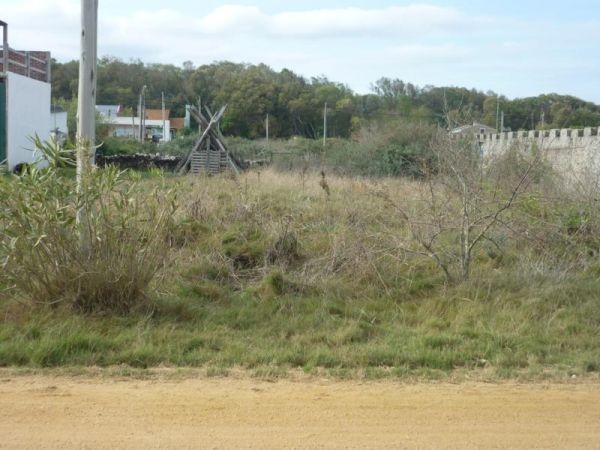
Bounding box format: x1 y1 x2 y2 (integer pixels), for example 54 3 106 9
541 111 545 130
500 111 504 133
76 0 98 254
265 113 269 146
138 85 146 143
323 102 328 147
495 96 500 132
161 91 166 143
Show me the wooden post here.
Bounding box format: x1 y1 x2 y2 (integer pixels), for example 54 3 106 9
1 21 8 74
141 86 146 142
45 51 51 83
198 96 202 134
495 96 500 132
206 135 211 173
138 85 146 143
266 113 269 146
162 91 166 143
323 102 328 147
76 0 98 254
541 112 545 130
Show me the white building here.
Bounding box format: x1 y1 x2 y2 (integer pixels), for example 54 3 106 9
105 116 172 142
1 21 52 170
96 104 121 119
50 105 68 144
97 105 173 142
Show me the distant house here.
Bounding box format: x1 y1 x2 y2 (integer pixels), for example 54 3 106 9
50 105 68 144
170 117 186 136
144 109 168 121
106 116 172 142
100 106 187 142
96 104 122 119
1 21 52 170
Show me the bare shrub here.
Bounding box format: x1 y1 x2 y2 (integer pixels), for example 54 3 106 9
377 133 541 282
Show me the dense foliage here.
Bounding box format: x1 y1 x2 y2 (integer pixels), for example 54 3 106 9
51 58 600 140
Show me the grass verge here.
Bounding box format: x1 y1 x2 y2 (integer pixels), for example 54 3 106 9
0 169 599 380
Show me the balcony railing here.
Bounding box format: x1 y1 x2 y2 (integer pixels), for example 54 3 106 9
0 20 51 83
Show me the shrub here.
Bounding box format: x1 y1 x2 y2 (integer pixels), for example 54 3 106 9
160 133 201 157
0 164 174 314
97 137 154 156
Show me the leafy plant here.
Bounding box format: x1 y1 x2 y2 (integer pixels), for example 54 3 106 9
29 134 75 169
0 140 175 314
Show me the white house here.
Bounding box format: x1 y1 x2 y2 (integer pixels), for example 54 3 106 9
50 105 68 144
1 21 52 170
96 104 121 119
97 106 173 142
104 116 173 142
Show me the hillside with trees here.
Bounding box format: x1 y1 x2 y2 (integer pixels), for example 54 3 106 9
51 58 600 139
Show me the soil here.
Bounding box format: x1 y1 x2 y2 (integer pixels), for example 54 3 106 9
0 376 599 449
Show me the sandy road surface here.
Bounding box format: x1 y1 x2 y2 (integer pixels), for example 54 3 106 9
0 376 599 449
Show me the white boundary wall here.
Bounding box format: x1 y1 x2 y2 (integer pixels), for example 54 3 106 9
478 128 600 180
6 72 51 169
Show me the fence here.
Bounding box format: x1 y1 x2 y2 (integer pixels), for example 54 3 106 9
0 21 51 83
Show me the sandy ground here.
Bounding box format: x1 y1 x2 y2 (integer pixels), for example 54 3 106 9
0 376 599 449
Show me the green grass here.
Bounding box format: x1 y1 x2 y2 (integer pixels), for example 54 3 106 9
0 169 599 380
1 276 598 379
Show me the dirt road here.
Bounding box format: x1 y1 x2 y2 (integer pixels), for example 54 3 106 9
0 376 599 449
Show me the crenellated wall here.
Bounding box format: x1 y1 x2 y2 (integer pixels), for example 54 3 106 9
477 127 600 179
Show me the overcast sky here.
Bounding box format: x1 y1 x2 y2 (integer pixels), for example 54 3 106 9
1 0 599 102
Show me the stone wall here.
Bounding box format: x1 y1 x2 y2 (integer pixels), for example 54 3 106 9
96 154 182 172
477 127 600 180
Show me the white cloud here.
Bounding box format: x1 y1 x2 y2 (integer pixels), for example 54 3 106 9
1 2 483 63
1 2 485 57
269 5 468 38
385 43 470 61
1 1 598 102
194 4 472 38
199 5 266 34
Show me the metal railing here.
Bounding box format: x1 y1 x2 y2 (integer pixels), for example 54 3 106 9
0 21 51 83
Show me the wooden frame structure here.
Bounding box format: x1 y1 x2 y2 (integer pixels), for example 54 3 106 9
178 105 241 175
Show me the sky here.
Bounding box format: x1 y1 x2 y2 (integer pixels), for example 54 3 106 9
1 0 599 102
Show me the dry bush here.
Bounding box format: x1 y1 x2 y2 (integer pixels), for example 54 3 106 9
374 133 542 282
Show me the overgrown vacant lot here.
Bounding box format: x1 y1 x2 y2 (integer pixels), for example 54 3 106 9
0 165 599 380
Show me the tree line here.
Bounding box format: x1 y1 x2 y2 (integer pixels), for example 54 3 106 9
51 57 600 139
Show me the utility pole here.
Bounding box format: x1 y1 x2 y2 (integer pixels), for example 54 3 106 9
76 0 98 254
323 102 328 147
161 91 166 143
495 96 500 132
541 111 545 130
138 85 146 143
500 111 505 133
265 113 269 146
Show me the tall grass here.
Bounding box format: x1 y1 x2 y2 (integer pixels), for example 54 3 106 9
0 148 598 377
0 166 174 313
